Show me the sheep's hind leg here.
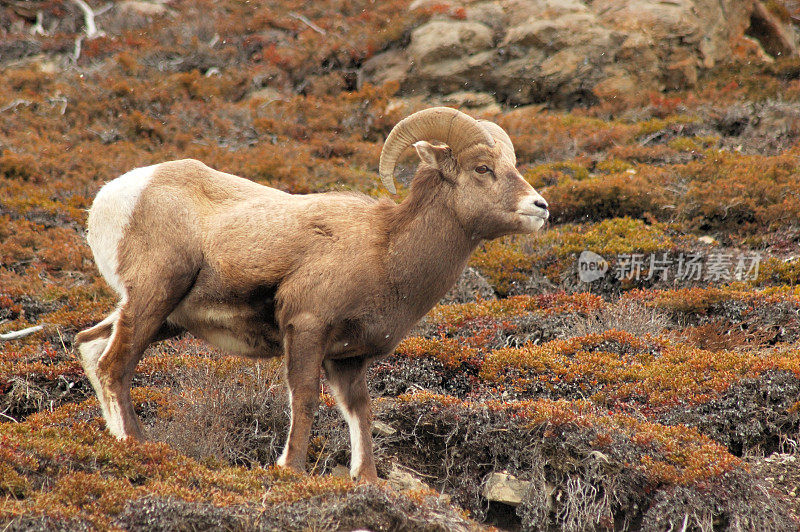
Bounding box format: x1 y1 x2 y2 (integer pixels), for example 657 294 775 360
92 305 144 439
88 266 197 439
94 294 187 438
323 357 377 481
75 310 118 431
76 309 186 438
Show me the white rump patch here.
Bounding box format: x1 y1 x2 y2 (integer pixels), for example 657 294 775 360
87 165 158 297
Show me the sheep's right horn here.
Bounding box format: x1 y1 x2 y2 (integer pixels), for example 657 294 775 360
379 107 495 194
478 120 516 166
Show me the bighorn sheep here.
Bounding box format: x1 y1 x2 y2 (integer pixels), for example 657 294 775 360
74 107 549 481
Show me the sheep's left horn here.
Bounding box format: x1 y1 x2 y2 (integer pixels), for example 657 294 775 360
477 120 516 166
379 107 495 194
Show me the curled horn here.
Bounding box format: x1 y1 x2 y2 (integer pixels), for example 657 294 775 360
477 120 516 166
378 107 495 194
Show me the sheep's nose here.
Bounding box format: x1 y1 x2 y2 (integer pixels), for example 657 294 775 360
534 199 548 211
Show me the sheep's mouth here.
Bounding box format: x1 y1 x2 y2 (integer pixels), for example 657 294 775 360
516 211 548 231
516 210 549 221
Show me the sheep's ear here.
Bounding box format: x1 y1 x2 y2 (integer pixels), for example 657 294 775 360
414 141 452 170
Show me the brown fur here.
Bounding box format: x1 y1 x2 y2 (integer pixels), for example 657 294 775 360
74 319 113 345
75 138 548 481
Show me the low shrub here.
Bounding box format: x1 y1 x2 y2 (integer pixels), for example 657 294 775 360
382 392 790 529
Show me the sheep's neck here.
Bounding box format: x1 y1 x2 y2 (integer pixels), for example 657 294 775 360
386 197 476 316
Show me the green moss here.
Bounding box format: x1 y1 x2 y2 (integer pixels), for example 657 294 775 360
469 237 531 295
542 166 669 223
524 160 590 189
480 329 800 409
469 218 685 289
755 257 800 286
595 158 633 174
427 292 605 328
635 115 698 136
667 137 701 151
546 217 676 257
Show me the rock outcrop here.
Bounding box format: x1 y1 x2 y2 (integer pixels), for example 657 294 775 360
364 0 799 107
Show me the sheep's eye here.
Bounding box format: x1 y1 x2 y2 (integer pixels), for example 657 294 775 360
475 165 491 174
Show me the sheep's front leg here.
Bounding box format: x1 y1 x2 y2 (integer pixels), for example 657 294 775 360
323 357 378 481
277 318 326 472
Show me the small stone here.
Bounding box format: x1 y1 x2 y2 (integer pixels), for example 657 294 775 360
483 471 532 506
361 49 409 87
387 465 428 492
372 420 397 437
247 87 285 102
408 21 493 65
438 91 497 108
502 13 601 51
331 464 350 479
592 73 638 104
117 1 168 17
35 59 59 75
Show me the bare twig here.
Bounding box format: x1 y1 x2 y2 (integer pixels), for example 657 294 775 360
73 35 84 63
29 11 46 36
289 12 326 35
71 0 102 38
679 513 689 532
0 411 19 423
0 325 44 341
0 99 32 113
639 131 663 146
95 2 115 17
48 95 69 115
393 462 438 480
310 436 328 475
55 326 68 352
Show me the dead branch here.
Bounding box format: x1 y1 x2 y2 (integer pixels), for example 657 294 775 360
0 99 32 113
289 12 326 35
70 0 101 38
29 11 46 36
0 325 44 341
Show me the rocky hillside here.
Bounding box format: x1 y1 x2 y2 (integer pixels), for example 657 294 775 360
2 0 800 530
367 0 799 107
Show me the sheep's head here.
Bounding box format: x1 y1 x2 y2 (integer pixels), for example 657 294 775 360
379 107 549 239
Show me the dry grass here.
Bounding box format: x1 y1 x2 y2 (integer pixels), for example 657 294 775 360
147 358 288 467
561 300 670 339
